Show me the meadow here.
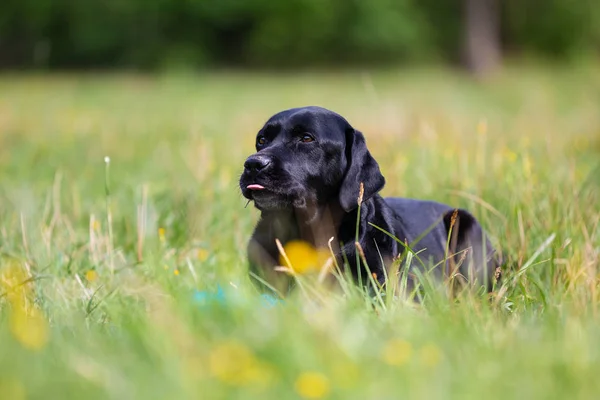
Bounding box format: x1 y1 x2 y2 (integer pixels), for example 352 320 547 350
0 64 599 399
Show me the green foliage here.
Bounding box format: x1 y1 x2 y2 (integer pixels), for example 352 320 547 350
504 0 600 58
0 0 598 69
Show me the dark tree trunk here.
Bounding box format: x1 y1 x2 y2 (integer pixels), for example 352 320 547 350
464 0 501 77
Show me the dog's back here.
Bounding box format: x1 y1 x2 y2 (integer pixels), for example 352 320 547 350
384 197 499 289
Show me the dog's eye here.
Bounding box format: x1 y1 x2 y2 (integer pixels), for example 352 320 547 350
300 134 314 143
257 136 266 146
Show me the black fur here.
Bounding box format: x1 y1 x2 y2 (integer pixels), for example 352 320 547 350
239 106 500 295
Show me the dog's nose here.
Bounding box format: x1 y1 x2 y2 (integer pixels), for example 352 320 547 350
244 155 272 173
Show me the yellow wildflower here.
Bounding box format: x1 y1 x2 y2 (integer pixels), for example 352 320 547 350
209 340 272 387
1 262 31 303
85 270 98 282
197 248 209 262
295 371 330 399
9 303 49 351
381 338 412 366
279 240 330 274
158 227 166 242
174 269 180 276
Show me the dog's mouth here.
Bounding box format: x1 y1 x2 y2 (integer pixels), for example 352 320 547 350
246 184 265 191
242 182 271 198
241 170 313 210
242 181 277 199
241 180 300 210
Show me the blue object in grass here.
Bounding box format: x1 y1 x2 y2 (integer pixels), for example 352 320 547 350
260 293 283 308
193 285 226 305
192 285 283 308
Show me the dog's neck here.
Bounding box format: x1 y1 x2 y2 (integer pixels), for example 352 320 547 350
260 200 348 250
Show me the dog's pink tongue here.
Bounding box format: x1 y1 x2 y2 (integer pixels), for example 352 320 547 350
247 184 265 191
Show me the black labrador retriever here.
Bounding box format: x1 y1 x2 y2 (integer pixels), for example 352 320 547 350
239 106 500 296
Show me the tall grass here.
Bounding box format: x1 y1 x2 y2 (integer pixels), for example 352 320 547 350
0 64 599 399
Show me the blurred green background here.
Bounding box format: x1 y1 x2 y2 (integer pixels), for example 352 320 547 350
1 0 599 71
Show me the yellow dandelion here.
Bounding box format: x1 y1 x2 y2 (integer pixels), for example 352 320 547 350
419 343 443 368
295 371 330 399
85 270 98 282
209 340 269 386
381 338 412 366
1 262 28 287
279 240 330 274
1 262 31 303
158 227 166 242
174 269 180 276
197 248 209 262
9 303 49 351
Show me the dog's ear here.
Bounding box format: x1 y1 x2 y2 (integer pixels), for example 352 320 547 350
339 128 385 212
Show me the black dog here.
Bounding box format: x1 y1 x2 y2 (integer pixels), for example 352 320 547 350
240 106 500 296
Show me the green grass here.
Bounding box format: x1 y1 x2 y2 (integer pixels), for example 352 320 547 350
1 64 599 399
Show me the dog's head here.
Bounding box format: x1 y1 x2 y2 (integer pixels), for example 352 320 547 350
240 106 385 212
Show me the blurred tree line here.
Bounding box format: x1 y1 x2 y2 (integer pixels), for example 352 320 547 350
0 0 598 71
